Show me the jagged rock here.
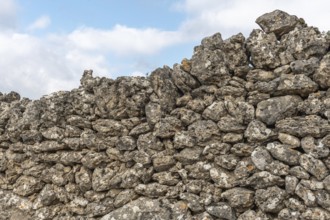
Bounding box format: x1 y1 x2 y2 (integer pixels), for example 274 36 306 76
247 29 281 69
290 57 319 76
251 146 273 170
301 136 329 158
314 53 330 89
301 208 330 220
255 186 286 213
256 10 300 38
221 187 254 212
295 183 317 207
244 120 274 143
256 95 302 125
266 142 301 165
240 171 284 189
171 63 200 93
188 120 219 143
206 202 236 220
210 167 237 189
13 175 44 197
100 197 170 220
282 26 329 60
299 154 329 180
149 66 179 113
174 147 203 165
276 115 330 138
285 175 299 195
202 101 227 122
289 166 311 180
152 156 176 172
154 116 182 138
2 10 330 220
278 132 300 148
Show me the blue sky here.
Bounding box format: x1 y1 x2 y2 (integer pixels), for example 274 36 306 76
1 0 330 99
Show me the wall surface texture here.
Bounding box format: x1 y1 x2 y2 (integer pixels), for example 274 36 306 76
1 10 330 220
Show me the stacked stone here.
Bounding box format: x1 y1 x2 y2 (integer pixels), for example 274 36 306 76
0 10 330 220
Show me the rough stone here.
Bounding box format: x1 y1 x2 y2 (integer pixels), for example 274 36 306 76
1 10 330 220
255 186 286 213
256 9 300 38
256 95 302 125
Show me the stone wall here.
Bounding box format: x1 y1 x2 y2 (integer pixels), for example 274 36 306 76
1 10 330 220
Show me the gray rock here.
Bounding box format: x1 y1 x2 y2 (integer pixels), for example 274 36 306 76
295 183 317 207
81 151 108 169
275 74 319 97
244 120 274 143
234 157 257 179
173 131 196 149
149 66 179 113
285 175 299 195
241 171 284 189
246 29 281 69
278 208 301 220
174 147 203 165
152 156 176 172
217 117 245 133
171 63 200 93
256 10 300 38
171 107 202 126
289 166 311 180
278 132 300 148
210 167 237 189
266 142 301 165
154 116 182 138
221 187 254 212
282 26 329 60
251 146 273 170
314 53 330 89
206 202 236 220
301 136 329 158
100 197 170 220
202 101 227 122
290 57 319 76
13 175 44 197
301 207 330 220
230 143 255 157
265 160 289 176
256 95 302 125
134 183 168 198
116 136 137 151
215 154 240 170
114 189 138 208
276 115 330 138
180 193 204 212
255 186 286 213
188 120 220 143
299 154 329 180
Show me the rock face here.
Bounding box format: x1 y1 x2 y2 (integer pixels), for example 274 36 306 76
0 10 330 219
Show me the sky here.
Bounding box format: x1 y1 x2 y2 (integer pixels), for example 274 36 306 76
1 0 330 99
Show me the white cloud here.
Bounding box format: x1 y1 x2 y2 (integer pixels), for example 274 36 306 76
68 25 183 56
0 0 18 29
0 31 112 99
27 15 51 31
176 0 330 39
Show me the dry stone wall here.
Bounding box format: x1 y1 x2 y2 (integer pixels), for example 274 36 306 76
1 10 330 220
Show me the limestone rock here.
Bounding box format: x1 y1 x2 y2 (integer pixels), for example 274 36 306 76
256 95 302 125
256 10 300 38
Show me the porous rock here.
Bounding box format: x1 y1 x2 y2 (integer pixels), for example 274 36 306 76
1 9 330 220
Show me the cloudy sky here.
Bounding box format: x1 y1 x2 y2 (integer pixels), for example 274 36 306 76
1 0 330 99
